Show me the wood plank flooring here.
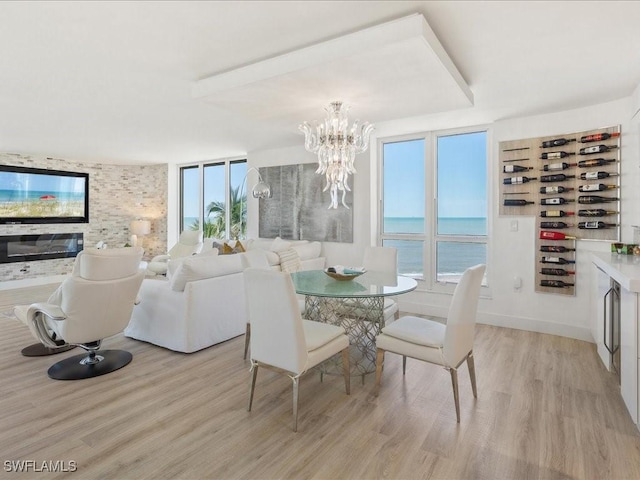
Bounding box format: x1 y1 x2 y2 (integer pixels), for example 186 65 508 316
1 284 640 479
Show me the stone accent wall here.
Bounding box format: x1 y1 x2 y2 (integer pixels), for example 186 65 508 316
0 153 167 282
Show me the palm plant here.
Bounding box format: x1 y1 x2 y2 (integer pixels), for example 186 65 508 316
190 186 246 239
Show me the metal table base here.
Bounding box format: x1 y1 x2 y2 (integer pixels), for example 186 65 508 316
305 295 384 380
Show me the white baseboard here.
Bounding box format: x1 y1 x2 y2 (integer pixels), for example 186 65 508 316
398 299 594 344
0 275 66 291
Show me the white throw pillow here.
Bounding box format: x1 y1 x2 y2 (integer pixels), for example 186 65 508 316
271 236 291 252
169 253 243 292
291 241 321 261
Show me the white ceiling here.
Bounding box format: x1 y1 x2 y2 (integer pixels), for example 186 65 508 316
0 1 639 165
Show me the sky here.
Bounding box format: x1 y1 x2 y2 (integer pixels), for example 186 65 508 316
183 131 487 221
383 131 487 218
0 170 85 194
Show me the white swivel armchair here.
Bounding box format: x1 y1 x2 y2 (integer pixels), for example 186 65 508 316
14 247 145 380
374 264 485 422
244 268 351 432
147 230 203 276
362 246 399 324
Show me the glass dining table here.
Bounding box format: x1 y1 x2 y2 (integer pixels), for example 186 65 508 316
290 270 418 379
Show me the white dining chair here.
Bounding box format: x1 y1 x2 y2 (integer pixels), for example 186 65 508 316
374 264 486 422
362 246 399 324
244 268 351 432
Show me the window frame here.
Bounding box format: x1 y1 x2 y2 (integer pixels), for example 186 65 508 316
178 157 247 238
378 125 491 294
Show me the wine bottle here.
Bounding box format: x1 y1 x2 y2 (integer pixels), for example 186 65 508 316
540 221 572 229
580 171 618 180
580 132 620 143
578 158 616 168
539 231 577 240
503 165 533 173
578 221 617 229
539 186 573 194
540 197 574 205
540 174 575 183
579 144 618 155
577 209 617 217
504 176 537 185
540 210 574 217
578 195 619 204
541 256 575 264
540 152 575 160
541 268 575 276
541 138 576 148
540 245 576 253
504 199 534 206
541 280 574 288
542 162 577 171
578 184 617 192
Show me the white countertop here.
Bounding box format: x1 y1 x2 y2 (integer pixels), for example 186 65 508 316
591 252 640 293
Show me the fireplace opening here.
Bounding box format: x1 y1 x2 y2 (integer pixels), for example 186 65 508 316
0 233 84 263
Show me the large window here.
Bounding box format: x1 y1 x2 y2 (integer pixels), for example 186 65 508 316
380 129 488 288
180 159 247 239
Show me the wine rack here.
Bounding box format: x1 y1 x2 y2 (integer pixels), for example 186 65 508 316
499 126 621 296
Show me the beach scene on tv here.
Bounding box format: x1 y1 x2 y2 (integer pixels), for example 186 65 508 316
0 170 86 219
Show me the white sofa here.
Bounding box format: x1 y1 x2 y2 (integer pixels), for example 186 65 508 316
124 239 325 353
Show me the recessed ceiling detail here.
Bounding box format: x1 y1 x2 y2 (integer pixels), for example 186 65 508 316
192 13 474 127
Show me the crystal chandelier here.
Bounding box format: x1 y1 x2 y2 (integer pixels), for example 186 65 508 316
299 101 374 209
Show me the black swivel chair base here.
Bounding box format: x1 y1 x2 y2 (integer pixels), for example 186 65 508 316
47 350 133 380
21 342 76 357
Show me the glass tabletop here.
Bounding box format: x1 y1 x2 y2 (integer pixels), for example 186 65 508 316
290 270 417 298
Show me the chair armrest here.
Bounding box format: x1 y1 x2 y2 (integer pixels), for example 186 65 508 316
150 254 171 263
28 303 66 321
25 303 68 349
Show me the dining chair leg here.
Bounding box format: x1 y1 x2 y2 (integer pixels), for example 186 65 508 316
248 362 259 412
243 323 250 360
374 348 385 397
449 367 461 423
467 351 478 398
292 377 300 432
402 355 407 375
342 348 351 395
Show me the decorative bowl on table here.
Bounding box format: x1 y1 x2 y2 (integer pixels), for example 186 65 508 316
324 266 366 281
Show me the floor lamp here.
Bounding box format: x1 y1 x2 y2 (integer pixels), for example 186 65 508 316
238 167 272 239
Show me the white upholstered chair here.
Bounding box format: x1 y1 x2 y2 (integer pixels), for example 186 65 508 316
362 246 399 324
374 264 486 422
14 247 145 380
147 230 203 275
244 268 350 432
240 249 272 360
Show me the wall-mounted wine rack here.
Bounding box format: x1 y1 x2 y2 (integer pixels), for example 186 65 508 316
499 125 621 296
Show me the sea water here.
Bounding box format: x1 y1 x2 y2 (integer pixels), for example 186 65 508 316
383 217 487 277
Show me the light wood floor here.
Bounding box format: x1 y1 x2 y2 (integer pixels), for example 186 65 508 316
1 284 640 479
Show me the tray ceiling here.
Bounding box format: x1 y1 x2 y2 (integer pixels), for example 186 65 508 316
192 14 473 128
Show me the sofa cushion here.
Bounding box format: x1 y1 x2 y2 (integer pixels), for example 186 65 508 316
241 249 270 269
167 248 219 279
170 253 243 292
291 241 321 261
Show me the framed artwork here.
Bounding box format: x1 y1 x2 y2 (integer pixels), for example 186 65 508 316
258 163 353 242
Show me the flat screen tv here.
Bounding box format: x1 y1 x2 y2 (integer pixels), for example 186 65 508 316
0 165 89 224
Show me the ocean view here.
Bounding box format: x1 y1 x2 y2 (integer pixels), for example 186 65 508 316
384 217 486 277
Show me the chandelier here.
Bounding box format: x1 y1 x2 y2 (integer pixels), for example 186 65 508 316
299 101 374 209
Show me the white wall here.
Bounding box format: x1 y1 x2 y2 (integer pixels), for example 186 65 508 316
247 94 639 343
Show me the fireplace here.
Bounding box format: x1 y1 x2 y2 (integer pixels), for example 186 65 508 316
0 233 84 263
